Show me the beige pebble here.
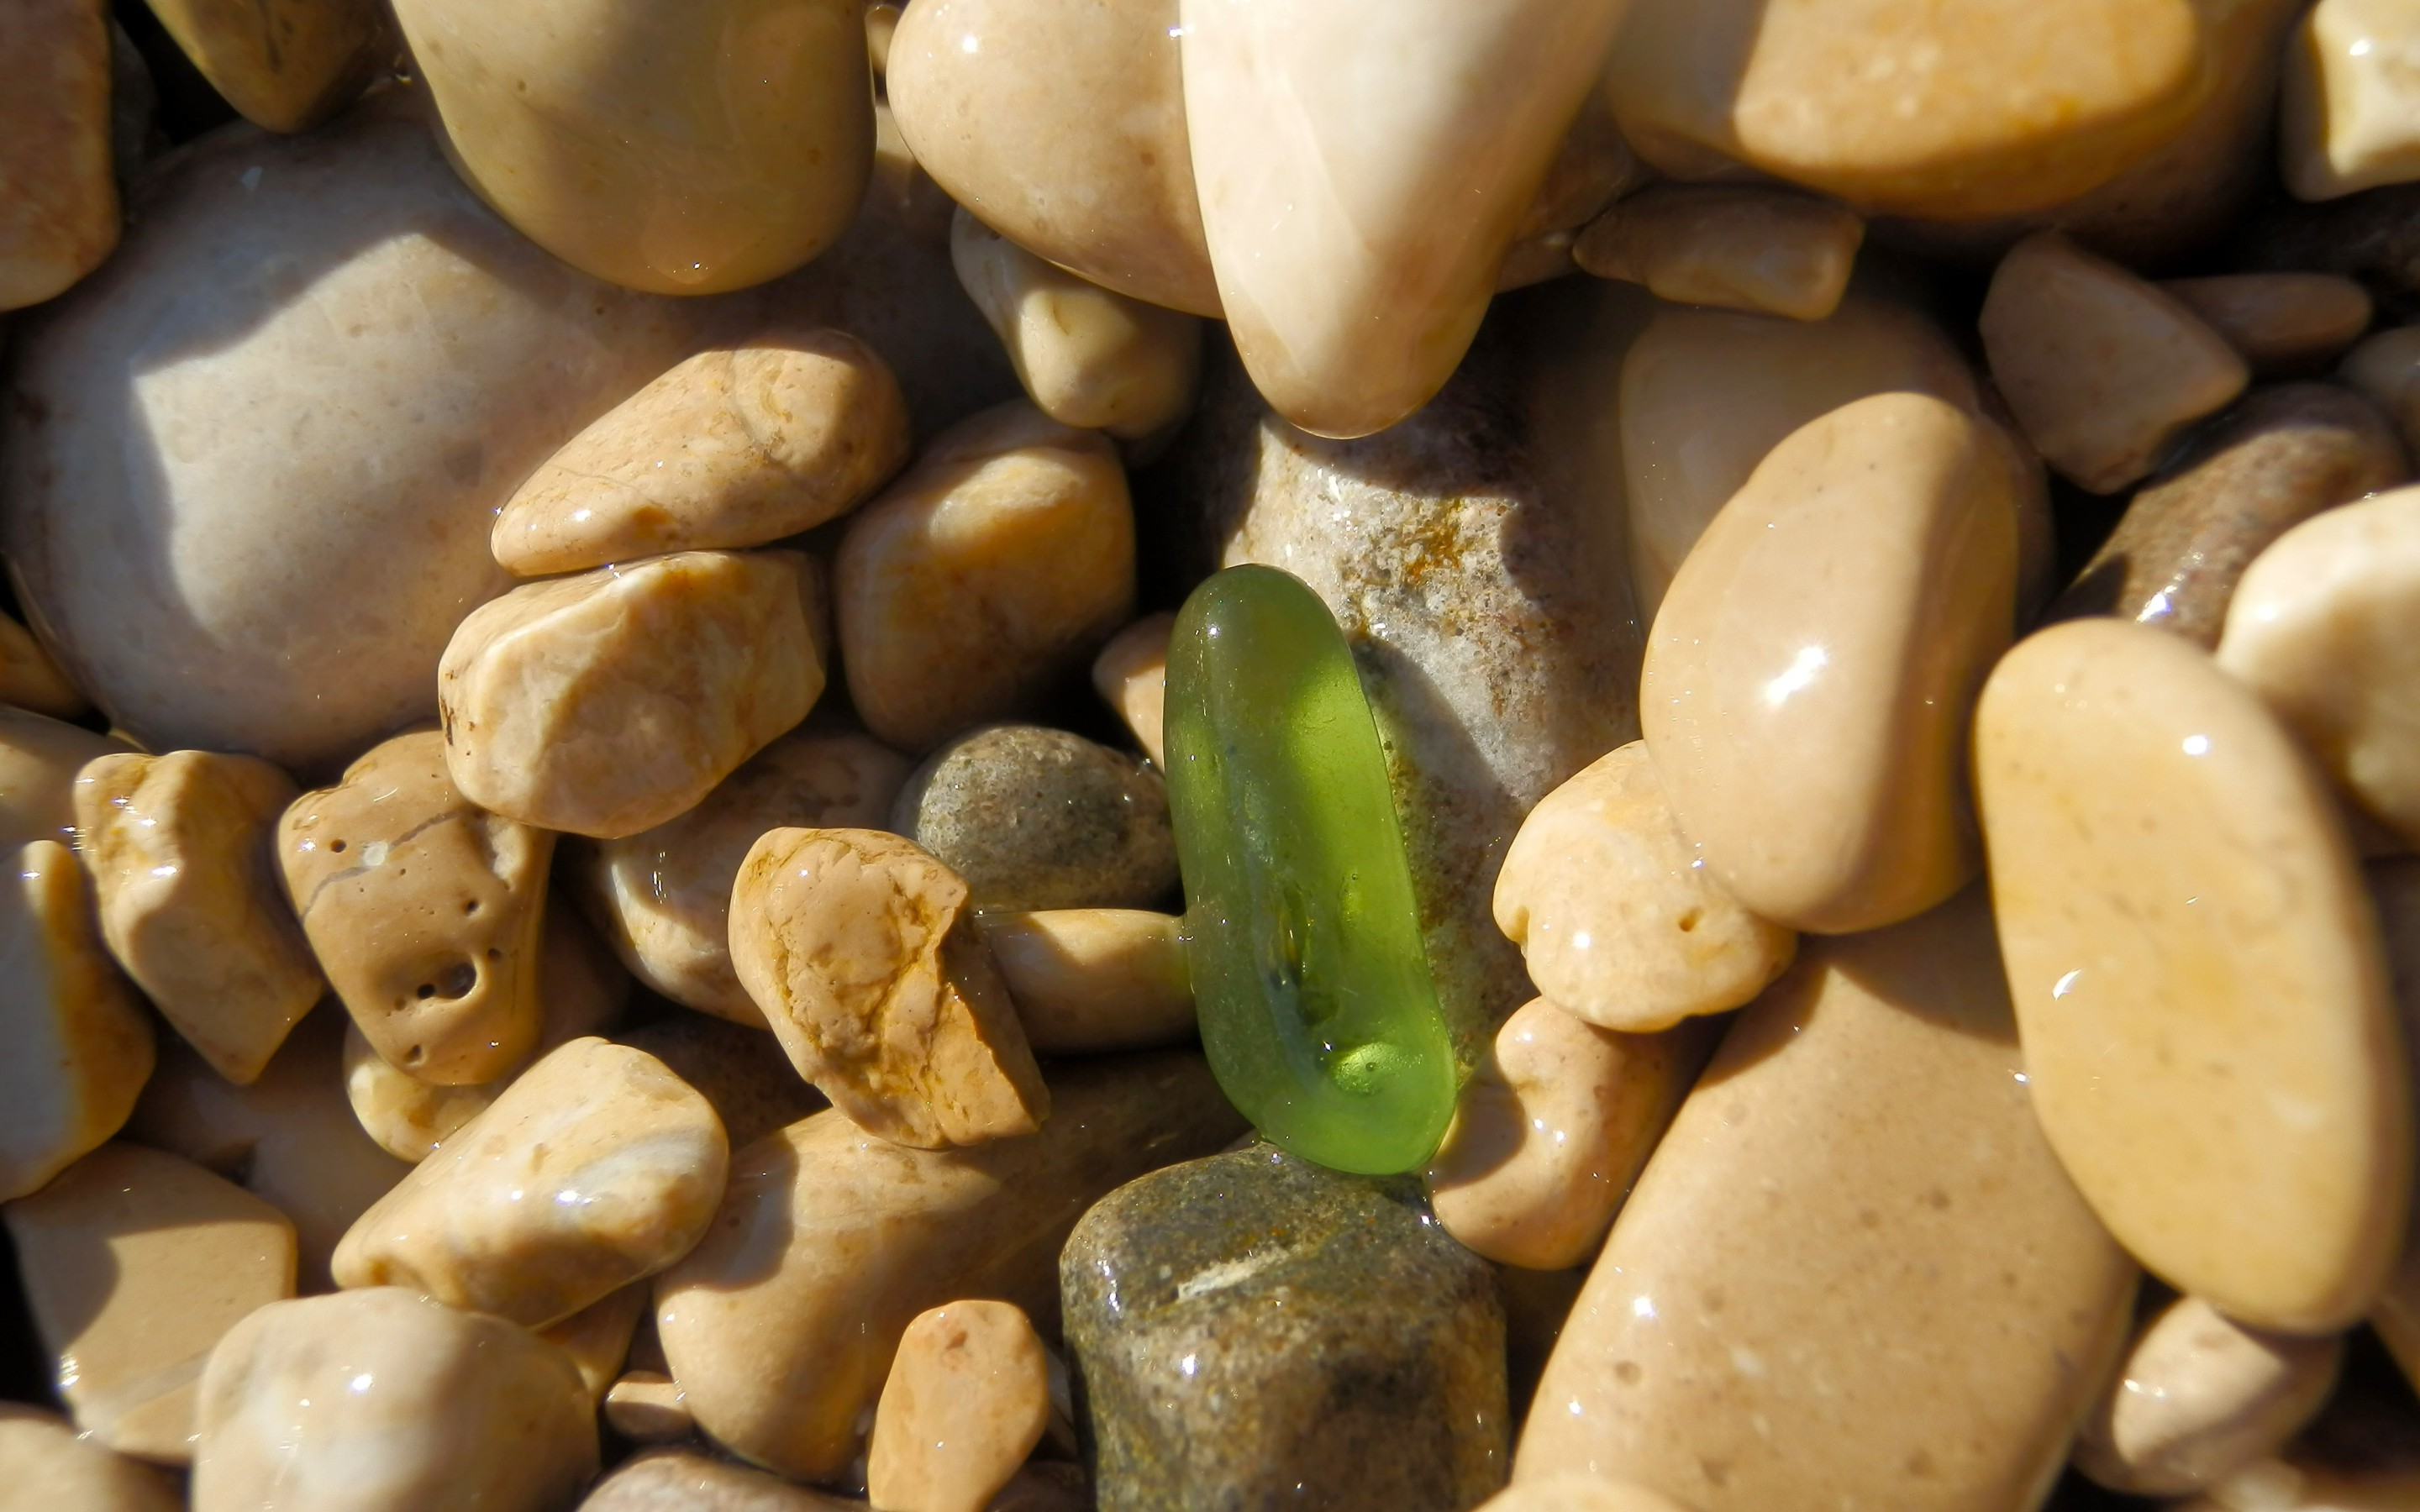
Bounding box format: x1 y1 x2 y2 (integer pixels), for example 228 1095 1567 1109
439 549 827 839
575 727 910 1026
278 729 552 1085
1981 232 2250 493
583 1449 871 1510
1513 890 2139 1510
1091 614 1172 767
4 1142 295 1463
334 1037 727 1329
2172 1456 2420 1512
1476 1478 1698 1512
492 331 913 577
867 1301 1051 1512
656 1053 1244 1482
837 403 1135 752
193 1287 597 1512
1574 187 1864 323
971 909 1195 1054
0 704 126 851
0 612 89 720
0 0 117 312
143 0 384 133
2074 1295 2342 1496
0 1404 182 1512
616 1013 827 1152
2340 325 2420 459
1426 999 1709 1271
75 750 321 1084
2283 0 2420 201
1506 88 1649 289
1642 391 2019 934
865 2 900 76
1975 618 2409 1333
603 1371 695 1444
1494 742 1795 1032
731 827 1048 1147
542 1282 649 1403
2161 274 2375 376
2366 857 2420 1389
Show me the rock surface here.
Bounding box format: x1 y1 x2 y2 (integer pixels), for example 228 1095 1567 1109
145 0 385 132
971 909 1195 1054
579 1451 864 1512
892 724 1177 911
0 1404 181 1512
615 1013 826 1153
2161 273 2375 375
866 1301 1052 1512
0 0 117 312
1091 614 1172 765
2283 0 2420 200
1574 186 1864 322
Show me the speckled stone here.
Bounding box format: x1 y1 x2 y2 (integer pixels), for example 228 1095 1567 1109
1060 1144 1508 1512
891 724 1177 912
2049 383 2409 646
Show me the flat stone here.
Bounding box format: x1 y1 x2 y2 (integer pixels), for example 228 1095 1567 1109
1090 614 1171 766
144 0 384 132
1574 187 1864 322
618 1014 827 1152
0 0 116 312
2341 325 2420 459
1061 1143 1508 1512
971 909 1195 1054
2160 274 2375 376
0 611 89 720
867 1300 1051 1512
580 1450 865 1512
2283 0 2420 200
1513 890 2139 1511
1975 618 2408 1332
0 1404 181 1512
892 724 1176 912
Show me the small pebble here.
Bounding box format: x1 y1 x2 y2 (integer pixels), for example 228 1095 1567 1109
1090 613 1172 765
2339 323 2420 457
543 1282 650 1403
578 1449 863 1511
971 908 1195 1054
0 612 89 719
0 1404 181 1512
142 0 381 132
0 704 126 851
867 1300 1051 1512
0 0 115 312
893 724 1177 911
2281 0 2420 200
2161 273 2375 375
2365 857 2420 1392
602 1372 695 1446
1574 186 1865 322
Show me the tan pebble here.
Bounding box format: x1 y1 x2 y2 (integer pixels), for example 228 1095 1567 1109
2074 1295 2342 1496
952 209 1203 446
603 1372 694 1444
837 402 1134 752
0 1404 182 1512
75 750 321 1084
0 705 127 851
439 549 828 838
1575 187 1864 323
0 0 117 312
192 1287 597 1512
4 1142 295 1463
492 331 913 577
1975 618 2409 1333
278 729 552 1085
333 1037 727 1329
2161 274 2375 376
1494 742 1794 1032
730 827 1048 1147
655 1053 1244 1481
1091 614 1172 766
1513 890 2139 1510
2365 857 2420 1389
582 1448 866 1510
1642 391 2019 933
865 2 900 77
972 909 1194 1054
575 727 910 1026
1426 998 1709 1271
1476 1477 1699 1512
541 1282 648 1403
868 1300 1050 1512
2283 0 2420 201
143 0 384 133
0 612 89 719
616 1013 827 1152
2341 325 2420 459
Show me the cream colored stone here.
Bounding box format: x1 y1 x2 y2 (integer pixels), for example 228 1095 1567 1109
1092 614 1172 766
1494 742 1795 1032
145 0 386 133
655 1052 1244 1481
1574 187 1863 323
1980 232 2250 494
865 1 900 75
1641 392 2019 934
1476 1478 1697 1512
731 827 1048 1147
2341 325 2420 459
2075 1295 2341 1496
2373 858 2420 1390
2171 1457 2420 1512
837 402 1135 751
0 612 89 720
492 330 913 576
4 1142 295 1463
0 1404 182 1512
972 909 1194 1054
279 729 552 1085
192 1287 597 1512
2162 275 2375 376
604 1371 695 1443
0 705 124 851
75 750 321 1084
1426 998 1707 1271
1975 618 2409 1333
2283 0 2420 201
1504 87 1649 294
1513 890 2139 1510
0 0 117 312
867 1300 1050 1512
1181 0 1628 438
542 1282 648 1402
333 1037 728 1329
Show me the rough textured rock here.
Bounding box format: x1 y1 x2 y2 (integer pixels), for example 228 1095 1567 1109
892 724 1177 912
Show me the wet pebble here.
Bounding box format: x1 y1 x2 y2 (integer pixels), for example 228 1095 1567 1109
892 724 1177 912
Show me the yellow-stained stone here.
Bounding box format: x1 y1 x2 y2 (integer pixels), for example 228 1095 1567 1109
1574 187 1864 323
866 1300 1051 1512
1980 232 2249 494
2162 274 2375 377
0 1404 182 1512
1975 617 2410 1333
972 909 1195 1055
393 0 872 295
1425 998 1708 1272
0 613 89 721
1512 890 2139 1511
1494 742 1795 1032
0 0 118 312
75 750 322 1084
4 1143 295 1464
1092 613 1173 766
1642 392 2019 934
836 403 1134 752
2283 0 2420 201
2341 325 2420 459
539 1282 648 1403
492 330 912 577
144 0 387 133
439 549 827 839
2073 1295 2341 1496
1475 1478 1697 1512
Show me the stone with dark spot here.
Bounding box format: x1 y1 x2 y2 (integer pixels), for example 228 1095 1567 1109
892 723 1176 911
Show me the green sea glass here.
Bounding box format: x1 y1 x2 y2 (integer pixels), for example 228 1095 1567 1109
1162 564 1456 1175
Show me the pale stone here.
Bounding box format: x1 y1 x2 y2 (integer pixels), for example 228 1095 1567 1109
2074 1295 2341 1496
581 1450 867 1510
542 1282 649 1402
867 1301 1050 1512
730 827 1049 1147
192 1287 597 1512
1574 187 1864 323
2283 0 2420 201
1091 614 1171 766
75 750 321 1084
333 1037 728 1329
2171 1457 2420 1512
603 1372 694 1444
1425 998 1708 1272
1642 391 2020 934
1502 87 1649 294
1512 890 2139 1511
2341 324 2420 459
0 0 117 312
278 729 552 1085
1980 232 2250 493
0 612 88 720
1476 1479 1696 1512
836 402 1134 751
145 0 385 133
0 705 126 853
971 909 1194 1054
951 209 1203 444
2162 274 2375 376
655 1053 1244 1481
1493 742 1795 1032
2371 857 2420 1389
1180 0 1629 438
865 2 900 76
1975 617 2409 1333
492 330 913 576
4 1142 295 1463
0 1404 182 1512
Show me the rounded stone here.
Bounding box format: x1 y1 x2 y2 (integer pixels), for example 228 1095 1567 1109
891 724 1176 911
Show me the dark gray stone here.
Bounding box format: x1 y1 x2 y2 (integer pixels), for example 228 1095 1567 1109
892 723 1177 911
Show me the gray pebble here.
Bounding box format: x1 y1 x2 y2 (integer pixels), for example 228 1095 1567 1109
892 723 1177 911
